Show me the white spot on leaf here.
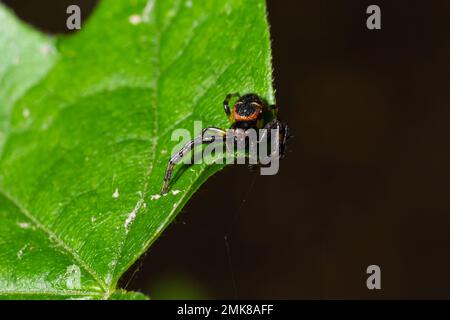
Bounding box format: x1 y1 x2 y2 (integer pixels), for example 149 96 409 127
22 108 30 119
17 222 31 229
129 14 142 25
105 273 112 285
105 260 118 285
17 244 29 260
124 211 137 231
124 197 144 233
150 194 161 200
65 265 81 290
171 189 181 195
112 188 120 199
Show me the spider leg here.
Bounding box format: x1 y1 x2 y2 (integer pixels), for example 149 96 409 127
223 92 240 118
161 127 226 194
280 123 290 158
258 119 289 159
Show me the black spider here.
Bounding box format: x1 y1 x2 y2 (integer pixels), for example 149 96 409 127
161 93 289 194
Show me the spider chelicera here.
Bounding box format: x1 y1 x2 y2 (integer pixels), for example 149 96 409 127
161 93 289 194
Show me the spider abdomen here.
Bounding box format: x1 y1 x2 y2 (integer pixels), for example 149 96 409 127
236 103 256 117
232 93 264 122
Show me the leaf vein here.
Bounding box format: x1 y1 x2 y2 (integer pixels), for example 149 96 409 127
0 187 108 292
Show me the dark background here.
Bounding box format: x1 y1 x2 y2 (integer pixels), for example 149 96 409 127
3 0 450 299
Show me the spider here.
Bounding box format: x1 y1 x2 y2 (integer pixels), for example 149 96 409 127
161 93 289 194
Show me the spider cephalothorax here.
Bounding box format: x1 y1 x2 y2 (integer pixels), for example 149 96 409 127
161 93 289 194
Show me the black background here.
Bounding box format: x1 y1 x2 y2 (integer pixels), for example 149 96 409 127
2 0 450 299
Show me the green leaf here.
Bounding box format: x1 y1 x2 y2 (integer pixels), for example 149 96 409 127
0 0 274 299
